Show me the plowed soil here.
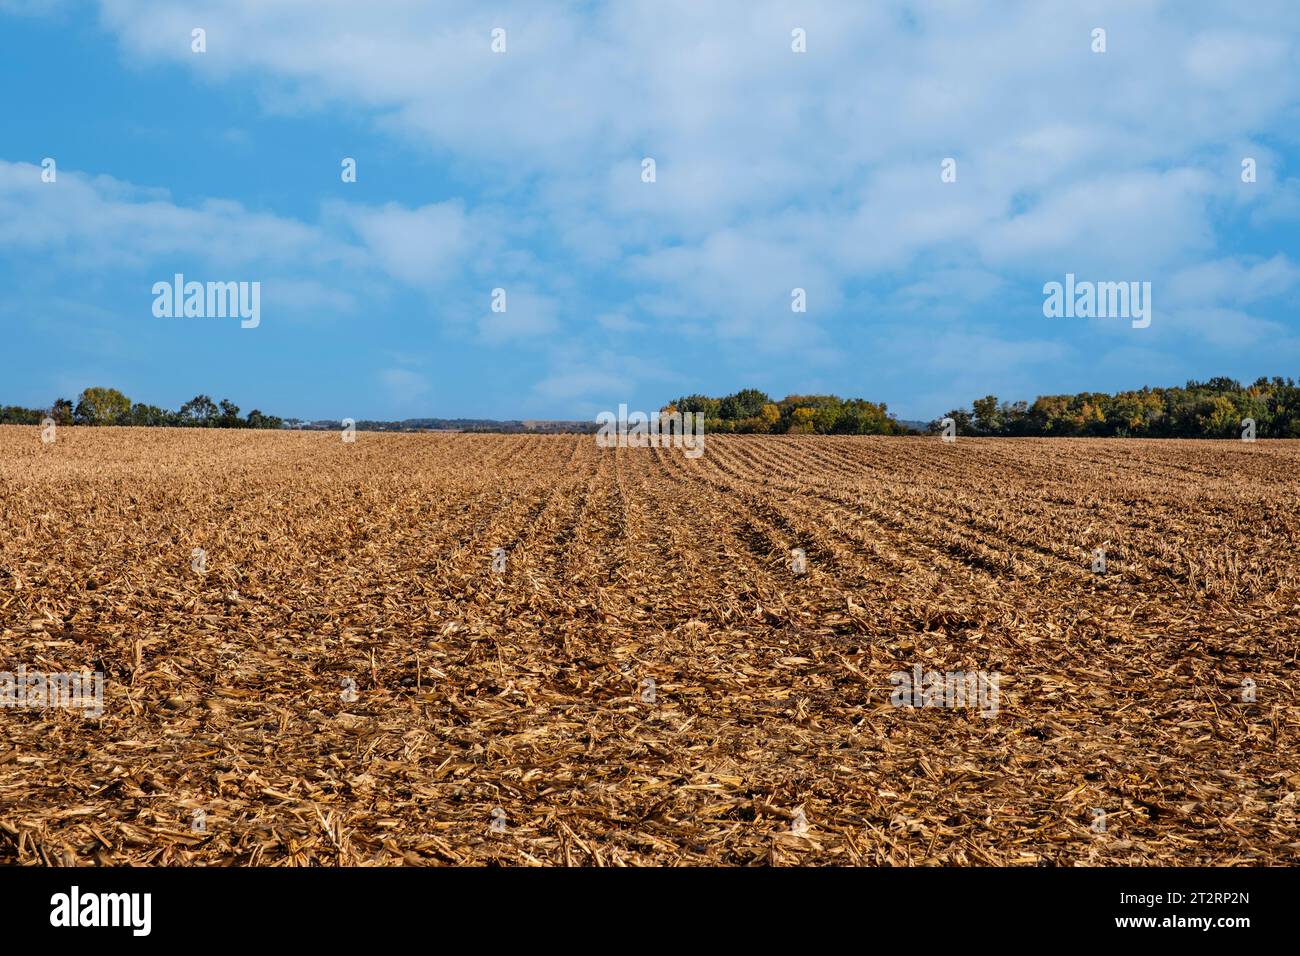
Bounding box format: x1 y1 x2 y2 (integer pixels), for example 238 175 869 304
1 426 1297 865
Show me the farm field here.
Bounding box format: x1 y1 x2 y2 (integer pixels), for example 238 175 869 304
1 426 1298 866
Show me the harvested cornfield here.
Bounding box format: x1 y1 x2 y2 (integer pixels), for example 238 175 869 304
1 425 1297 865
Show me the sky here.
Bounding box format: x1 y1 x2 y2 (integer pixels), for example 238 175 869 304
1 0 1298 422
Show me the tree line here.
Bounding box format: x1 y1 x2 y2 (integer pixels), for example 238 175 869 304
5 378 1299 437
667 389 911 434
0 387 283 429
668 378 1300 438
930 377 1300 438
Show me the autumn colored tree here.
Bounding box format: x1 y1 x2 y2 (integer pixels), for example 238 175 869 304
933 378 1300 438
74 387 131 425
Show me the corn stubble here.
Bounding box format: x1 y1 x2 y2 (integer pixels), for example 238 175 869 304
1 426 1297 866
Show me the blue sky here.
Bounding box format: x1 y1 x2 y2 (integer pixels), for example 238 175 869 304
2 1 1298 421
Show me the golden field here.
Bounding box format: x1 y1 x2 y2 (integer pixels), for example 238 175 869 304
1 425 1297 865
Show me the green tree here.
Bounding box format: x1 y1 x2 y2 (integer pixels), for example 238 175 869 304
127 402 171 426
929 408 973 435
74 387 131 425
971 395 1000 434
179 395 219 426
718 388 771 421
670 394 722 419
245 409 282 429
0 406 42 425
1195 395 1239 437
217 399 243 428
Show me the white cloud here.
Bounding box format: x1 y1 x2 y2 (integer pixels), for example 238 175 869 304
0 161 506 323
0 161 353 273
1184 31 1290 88
979 170 1217 274
7 0 1300 395
343 200 473 286
1164 307 1287 348
477 288 558 344
1167 255 1300 307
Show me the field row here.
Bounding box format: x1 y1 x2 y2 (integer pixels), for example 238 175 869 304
0 428 1296 865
